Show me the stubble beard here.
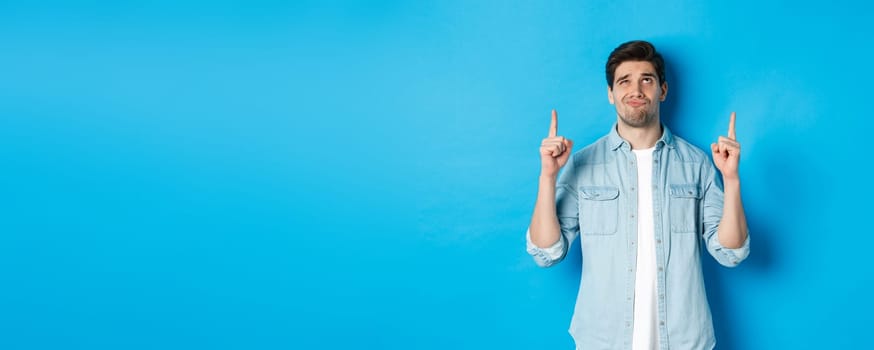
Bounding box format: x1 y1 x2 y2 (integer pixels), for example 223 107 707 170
618 100 658 128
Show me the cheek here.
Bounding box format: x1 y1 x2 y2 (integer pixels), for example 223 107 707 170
611 90 623 100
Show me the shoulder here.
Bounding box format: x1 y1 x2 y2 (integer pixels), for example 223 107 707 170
668 134 710 164
569 134 613 167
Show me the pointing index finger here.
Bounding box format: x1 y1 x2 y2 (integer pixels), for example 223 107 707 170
549 109 558 137
728 112 736 140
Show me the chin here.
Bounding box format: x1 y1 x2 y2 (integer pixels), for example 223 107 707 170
620 114 651 128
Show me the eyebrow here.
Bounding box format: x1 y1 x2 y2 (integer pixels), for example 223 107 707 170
615 72 657 82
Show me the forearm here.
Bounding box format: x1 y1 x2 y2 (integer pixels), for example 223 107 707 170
529 175 562 248
717 178 748 249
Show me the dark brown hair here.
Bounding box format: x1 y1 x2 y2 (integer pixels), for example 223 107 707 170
605 40 666 88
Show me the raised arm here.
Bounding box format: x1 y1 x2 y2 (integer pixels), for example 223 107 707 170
529 109 574 248
710 112 749 249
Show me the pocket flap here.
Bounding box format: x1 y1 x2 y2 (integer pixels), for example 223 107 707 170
580 186 620 200
669 184 701 198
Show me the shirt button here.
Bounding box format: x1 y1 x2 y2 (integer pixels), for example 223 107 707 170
630 213 635 218
658 267 664 272
660 321 665 326
631 186 636 191
656 239 662 244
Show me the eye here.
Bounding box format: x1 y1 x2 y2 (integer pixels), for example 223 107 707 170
642 77 653 83
618 79 628 85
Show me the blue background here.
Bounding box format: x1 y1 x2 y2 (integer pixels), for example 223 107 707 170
2 1 871 349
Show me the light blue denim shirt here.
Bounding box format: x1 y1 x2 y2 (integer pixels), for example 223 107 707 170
526 124 750 350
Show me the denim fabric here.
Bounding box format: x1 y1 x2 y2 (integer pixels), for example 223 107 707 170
526 124 750 350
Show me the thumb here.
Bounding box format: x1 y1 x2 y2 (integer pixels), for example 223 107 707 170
710 143 719 154
562 139 574 157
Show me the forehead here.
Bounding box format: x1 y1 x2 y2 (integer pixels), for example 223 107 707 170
614 61 657 78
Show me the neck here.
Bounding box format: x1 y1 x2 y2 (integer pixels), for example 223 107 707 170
616 119 663 150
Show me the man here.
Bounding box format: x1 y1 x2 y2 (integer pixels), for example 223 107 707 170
526 40 750 350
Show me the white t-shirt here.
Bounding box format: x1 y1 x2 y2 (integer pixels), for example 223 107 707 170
632 147 659 350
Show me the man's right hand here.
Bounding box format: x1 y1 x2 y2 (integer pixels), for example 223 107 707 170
540 109 573 178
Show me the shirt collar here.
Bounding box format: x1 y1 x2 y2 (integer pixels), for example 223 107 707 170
608 122 675 151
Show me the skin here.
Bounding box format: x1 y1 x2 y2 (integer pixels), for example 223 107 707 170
711 112 748 248
607 61 668 150
529 60 748 250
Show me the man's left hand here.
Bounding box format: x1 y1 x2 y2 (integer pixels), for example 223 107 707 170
711 112 741 180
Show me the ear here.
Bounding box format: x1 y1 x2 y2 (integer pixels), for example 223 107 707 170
659 81 668 101
607 86 615 105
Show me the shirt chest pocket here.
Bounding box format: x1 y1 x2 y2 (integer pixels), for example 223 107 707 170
578 186 620 235
669 184 701 233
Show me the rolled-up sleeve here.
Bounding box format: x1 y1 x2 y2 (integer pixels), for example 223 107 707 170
701 162 751 267
707 234 750 267
526 229 567 267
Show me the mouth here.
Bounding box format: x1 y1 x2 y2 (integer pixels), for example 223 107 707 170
626 99 647 108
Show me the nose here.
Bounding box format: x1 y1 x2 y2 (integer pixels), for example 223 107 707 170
630 81 644 97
